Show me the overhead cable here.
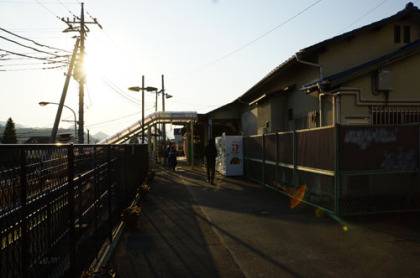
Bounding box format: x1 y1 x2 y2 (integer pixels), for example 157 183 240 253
0 48 69 62
0 35 69 57
178 0 323 78
0 27 70 53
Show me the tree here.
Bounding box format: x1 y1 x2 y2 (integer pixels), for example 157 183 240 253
2 117 18 144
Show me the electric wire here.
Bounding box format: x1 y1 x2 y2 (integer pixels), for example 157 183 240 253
0 35 69 57
0 64 67 71
0 27 70 53
339 0 390 33
34 0 63 21
56 0 80 20
100 76 142 107
176 0 323 79
88 112 140 128
0 48 68 62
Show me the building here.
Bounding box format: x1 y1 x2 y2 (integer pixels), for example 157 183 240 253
199 3 420 215
203 2 420 138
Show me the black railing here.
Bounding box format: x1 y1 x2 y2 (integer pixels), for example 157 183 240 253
0 144 148 278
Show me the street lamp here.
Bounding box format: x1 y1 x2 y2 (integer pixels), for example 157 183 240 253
128 75 158 143
39 101 77 140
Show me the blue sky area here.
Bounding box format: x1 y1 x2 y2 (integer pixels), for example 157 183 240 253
0 0 416 136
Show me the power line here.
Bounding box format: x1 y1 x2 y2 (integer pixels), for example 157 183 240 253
100 76 142 107
0 27 71 53
56 0 80 19
0 48 68 62
88 112 140 128
0 35 69 57
0 64 67 71
177 0 323 79
339 0 390 33
34 0 62 21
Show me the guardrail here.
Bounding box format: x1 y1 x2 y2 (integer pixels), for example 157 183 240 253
0 144 148 278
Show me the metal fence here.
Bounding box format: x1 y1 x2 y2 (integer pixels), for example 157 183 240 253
0 144 148 278
244 124 420 216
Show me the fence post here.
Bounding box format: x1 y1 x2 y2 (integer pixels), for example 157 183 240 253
334 125 340 216
246 136 250 178
293 130 297 188
19 149 28 278
275 133 279 186
107 145 113 242
93 146 99 256
262 134 265 185
67 145 76 278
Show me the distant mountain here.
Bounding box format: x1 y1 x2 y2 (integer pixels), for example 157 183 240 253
93 131 109 142
0 121 108 144
0 120 26 129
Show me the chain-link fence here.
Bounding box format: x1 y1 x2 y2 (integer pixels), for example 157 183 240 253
244 125 420 216
0 144 148 278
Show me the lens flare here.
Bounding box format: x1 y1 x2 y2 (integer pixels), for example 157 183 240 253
275 182 306 209
315 207 326 218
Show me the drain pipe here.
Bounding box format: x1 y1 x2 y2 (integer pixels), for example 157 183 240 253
294 53 324 92
295 53 337 125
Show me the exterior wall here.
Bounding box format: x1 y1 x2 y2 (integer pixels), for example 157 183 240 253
242 107 258 135
257 102 271 134
333 51 420 124
270 94 286 132
319 19 420 76
321 94 334 126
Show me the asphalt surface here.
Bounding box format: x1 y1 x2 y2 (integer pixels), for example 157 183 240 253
108 158 420 278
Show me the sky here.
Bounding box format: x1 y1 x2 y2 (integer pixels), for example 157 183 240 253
0 0 416 139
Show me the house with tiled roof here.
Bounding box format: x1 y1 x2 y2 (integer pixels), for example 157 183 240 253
199 3 420 215
202 2 420 139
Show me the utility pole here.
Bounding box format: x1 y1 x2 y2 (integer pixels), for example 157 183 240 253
161 75 166 148
50 39 80 143
142 75 145 144
78 3 86 144
61 3 102 143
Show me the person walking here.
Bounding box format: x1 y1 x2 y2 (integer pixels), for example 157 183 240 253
165 143 172 170
204 138 218 185
169 145 177 171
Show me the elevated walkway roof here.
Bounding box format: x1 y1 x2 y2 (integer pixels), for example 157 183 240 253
99 111 197 144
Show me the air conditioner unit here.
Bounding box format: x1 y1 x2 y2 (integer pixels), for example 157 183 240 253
375 69 393 91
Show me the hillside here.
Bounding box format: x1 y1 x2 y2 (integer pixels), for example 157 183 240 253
0 123 108 144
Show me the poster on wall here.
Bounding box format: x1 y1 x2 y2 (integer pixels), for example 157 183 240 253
216 135 243 176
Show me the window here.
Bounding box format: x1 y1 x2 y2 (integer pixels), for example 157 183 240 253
404 25 411 43
394 25 401 43
394 25 411 43
371 106 420 124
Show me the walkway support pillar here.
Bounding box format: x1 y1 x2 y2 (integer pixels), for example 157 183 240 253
190 120 194 168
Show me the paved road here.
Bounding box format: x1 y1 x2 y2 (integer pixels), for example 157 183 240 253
108 159 420 277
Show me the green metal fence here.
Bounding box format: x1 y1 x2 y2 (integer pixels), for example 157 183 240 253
244 124 420 216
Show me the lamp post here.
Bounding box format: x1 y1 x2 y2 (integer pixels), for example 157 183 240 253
39 101 77 140
128 76 157 144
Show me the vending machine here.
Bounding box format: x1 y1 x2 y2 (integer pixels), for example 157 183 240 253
216 135 243 176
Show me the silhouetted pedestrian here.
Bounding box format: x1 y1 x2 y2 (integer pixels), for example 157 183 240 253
169 145 177 171
165 143 172 169
204 138 217 184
